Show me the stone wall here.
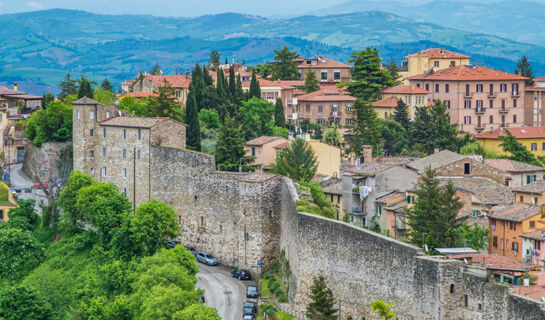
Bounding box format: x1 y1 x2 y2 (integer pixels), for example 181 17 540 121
22 141 68 183
436 157 506 185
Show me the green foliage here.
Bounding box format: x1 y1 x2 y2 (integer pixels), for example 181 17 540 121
101 78 114 92
454 222 490 251
0 228 44 281
186 82 201 151
58 73 78 100
392 99 410 132
25 100 72 146
274 98 286 128
150 63 162 75
208 50 221 70
459 142 498 159
347 99 383 156
385 57 402 86
148 80 184 122
77 76 94 99
0 285 52 320
500 129 542 166
341 47 394 102
198 108 220 130
271 138 318 182
118 96 151 117
371 299 396 320
380 119 408 156
58 171 95 232
6 199 38 231
249 72 261 99
406 168 468 251
304 68 319 93
515 55 534 86
42 92 55 109
93 87 117 105
271 47 299 80
173 304 220 320
241 97 275 140
306 275 338 320
295 181 337 219
322 123 341 147
215 116 256 172
0 183 9 203
130 200 180 256
273 126 289 139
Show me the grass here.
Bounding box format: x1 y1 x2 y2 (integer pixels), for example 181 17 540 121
0 183 10 202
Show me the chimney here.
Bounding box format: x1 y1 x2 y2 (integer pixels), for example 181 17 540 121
362 145 373 163
13 82 17 91
186 70 191 79
434 148 440 154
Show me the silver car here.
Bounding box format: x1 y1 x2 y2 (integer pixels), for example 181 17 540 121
197 252 218 266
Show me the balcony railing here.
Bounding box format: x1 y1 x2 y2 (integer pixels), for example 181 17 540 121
500 123 506 127
475 107 485 114
464 92 474 98
512 91 520 98
488 92 497 98
329 111 342 119
476 124 485 132
499 107 509 113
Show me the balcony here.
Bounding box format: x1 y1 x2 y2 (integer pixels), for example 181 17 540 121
464 92 474 99
476 125 485 132
329 111 342 119
500 123 507 127
512 91 520 98
499 107 509 114
488 92 497 98
475 107 485 114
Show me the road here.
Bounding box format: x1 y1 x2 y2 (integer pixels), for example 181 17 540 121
8 163 48 213
197 264 253 320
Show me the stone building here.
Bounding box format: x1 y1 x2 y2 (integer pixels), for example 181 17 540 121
129 74 191 105
295 56 350 86
291 87 356 126
524 76 545 126
399 48 471 84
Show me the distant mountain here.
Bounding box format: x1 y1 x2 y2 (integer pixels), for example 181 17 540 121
319 0 545 46
1 9 545 93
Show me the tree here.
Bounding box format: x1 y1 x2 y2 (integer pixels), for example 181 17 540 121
274 98 286 128
228 65 236 100
429 100 460 152
406 168 467 251
271 46 299 80
41 92 55 109
249 72 261 99
0 228 44 281
59 171 96 231
118 96 150 117
24 100 73 147
215 68 226 100
304 68 319 93
500 129 541 166
208 50 221 70
385 57 402 86
347 99 383 156
130 200 180 256
409 106 434 154
77 76 93 99
515 55 534 86
6 199 38 231
215 116 255 172
101 78 114 92
380 119 408 156
150 63 162 75
198 108 220 130
240 97 275 140
340 48 394 102
296 182 337 219
173 304 220 320
322 123 341 147
460 142 486 156
93 87 116 105
393 99 410 132
454 222 490 251
271 138 317 182
306 276 338 320
148 80 184 122
0 285 52 320
58 73 78 100
185 83 201 152
371 299 396 320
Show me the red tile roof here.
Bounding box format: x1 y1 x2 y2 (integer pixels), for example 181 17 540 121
408 65 529 81
535 76 545 81
296 56 350 69
273 141 289 149
408 48 470 59
146 75 191 89
475 126 545 139
381 85 430 94
371 97 399 108
246 136 287 146
241 79 295 89
121 80 135 86
446 252 533 270
123 92 158 98
489 203 541 222
297 88 356 102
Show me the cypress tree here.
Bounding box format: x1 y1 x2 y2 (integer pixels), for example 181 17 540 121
234 74 244 104
77 76 93 99
249 72 261 99
228 65 236 100
393 99 410 132
274 98 286 128
185 83 201 152
202 65 213 86
216 68 226 100
347 99 383 155
215 116 254 171
410 106 434 154
515 55 534 86
304 68 319 93
192 63 204 108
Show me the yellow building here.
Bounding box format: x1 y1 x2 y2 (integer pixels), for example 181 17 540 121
323 182 343 220
373 85 431 120
475 126 545 157
399 48 471 84
0 182 18 222
306 139 342 178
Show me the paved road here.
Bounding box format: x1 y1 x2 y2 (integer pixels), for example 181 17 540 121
197 264 253 320
8 163 48 213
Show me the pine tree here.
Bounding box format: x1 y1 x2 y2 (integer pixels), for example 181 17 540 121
386 57 402 86
271 138 318 182
393 99 410 132
58 73 78 100
341 47 395 102
208 50 221 70
429 100 460 152
249 72 261 99
228 65 236 100
148 80 184 122
410 106 435 154
77 76 93 99
101 78 114 92
306 276 338 320
271 46 300 80
500 129 541 166
347 99 383 155
515 55 534 86
304 68 319 93
224 57 228 64
150 63 162 75
215 116 255 171
41 92 55 109
380 119 408 156
185 83 201 152
274 98 286 128
406 168 467 251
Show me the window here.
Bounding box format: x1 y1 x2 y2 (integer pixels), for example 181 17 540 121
425 84 429 91
102 147 106 158
90 168 94 174
0 210 4 221
102 166 107 177
489 84 494 94
476 84 483 93
464 295 468 308
334 72 340 81
416 83 421 88
90 129 94 136
137 149 141 160
444 100 450 109
345 119 352 125
435 84 439 93
513 99 517 108
317 118 324 126
476 100 483 109
464 100 471 109
123 187 127 195
106 111 110 118
123 148 127 159
445 84 449 93
123 129 127 139
90 110 95 120
347 104 352 112
513 242 519 256
464 162 470 175
251 148 255 156
530 221 536 228
77 110 81 120
306 104 310 112
513 115 517 123
500 84 507 92
489 115 493 124
501 115 505 125
330 194 334 202
512 83 519 95
103 128 107 138
493 236 498 248
489 99 494 108
200 216 205 227
434 61 439 67
532 143 537 151
450 61 455 67
450 284 455 294
318 105 323 113
138 129 142 140
464 116 471 125
321 72 327 80
543 142 545 151
465 84 470 95
501 99 506 108
123 168 127 178
520 195 524 202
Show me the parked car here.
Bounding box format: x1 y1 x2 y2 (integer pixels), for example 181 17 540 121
231 269 251 280
243 301 257 312
33 182 49 188
165 240 180 249
197 252 218 266
242 316 254 320
246 285 258 298
184 246 197 256
243 307 255 316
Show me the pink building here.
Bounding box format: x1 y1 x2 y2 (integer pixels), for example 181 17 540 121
289 87 357 126
408 65 528 134
295 56 351 86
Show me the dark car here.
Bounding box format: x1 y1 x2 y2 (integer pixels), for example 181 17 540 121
243 301 256 312
165 240 180 249
231 269 251 280
243 307 255 316
197 252 219 266
184 246 197 256
246 285 258 298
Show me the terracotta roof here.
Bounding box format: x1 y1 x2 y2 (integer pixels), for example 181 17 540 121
385 200 408 213
445 252 531 270
297 89 356 102
484 159 545 173
408 48 470 59
372 97 399 108
439 177 514 206
323 182 342 195
296 56 350 69
476 126 545 140
121 79 135 86
344 162 400 177
276 80 305 87
489 203 541 222
242 79 295 89
376 191 405 204
407 150 466 172
100 116 185 128
246 136 286 146
512 180 545 194
521 229 545 241
381 85 430 95
0 86 26 95
72 97 101 105
408 65 528 81
146 75 191 89
535 76 545 81
273 141 289 149
123 92 158 98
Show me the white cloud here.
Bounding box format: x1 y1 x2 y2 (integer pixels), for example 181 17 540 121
26 1 44 10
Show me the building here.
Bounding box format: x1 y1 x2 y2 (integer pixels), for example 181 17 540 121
241 79 295 120
0 182 18 222
372 97 400 120
374 191 409 239
376 85 431 120
129 74 191 105
72 97 187 209
0 84 42 109
291 87 356 126
322 181 343 220
475 126 545 157
524 76 545 126
488 203 543 261
520 229 545 266
408 65 528 134
399 48 471 84
483 159 545 187
244 136 289 169
295 56 350 86
513 181 545 206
